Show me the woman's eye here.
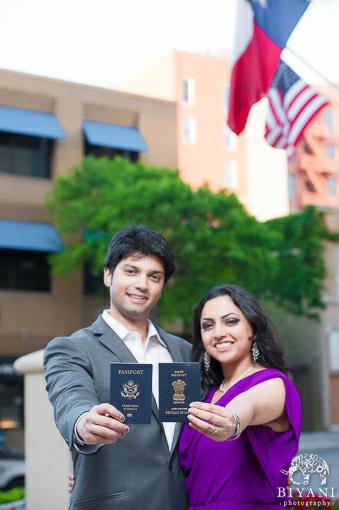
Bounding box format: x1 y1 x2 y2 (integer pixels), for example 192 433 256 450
225 318 239 326
201 323 213 331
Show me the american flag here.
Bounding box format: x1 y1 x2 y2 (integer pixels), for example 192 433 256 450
265 61 329 159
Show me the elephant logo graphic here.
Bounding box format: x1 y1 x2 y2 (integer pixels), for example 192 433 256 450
289 454 330 486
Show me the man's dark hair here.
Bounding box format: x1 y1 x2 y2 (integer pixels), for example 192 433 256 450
104 225 175 283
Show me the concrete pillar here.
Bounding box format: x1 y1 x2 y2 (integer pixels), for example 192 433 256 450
14 351 71 510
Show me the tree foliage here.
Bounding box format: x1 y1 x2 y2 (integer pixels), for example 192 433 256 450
266 206 336 318
47 156 335 331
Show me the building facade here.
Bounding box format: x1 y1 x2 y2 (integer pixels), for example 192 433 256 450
119 50 290 221
0 68 177 440
288 102 339 211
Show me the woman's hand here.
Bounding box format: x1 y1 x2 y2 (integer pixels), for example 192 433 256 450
188 378 289 441
187 402 241 442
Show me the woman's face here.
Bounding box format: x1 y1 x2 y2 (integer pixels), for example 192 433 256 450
200 295 254 367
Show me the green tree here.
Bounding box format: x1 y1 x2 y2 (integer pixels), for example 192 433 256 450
266 205 338 318
47 156 334 332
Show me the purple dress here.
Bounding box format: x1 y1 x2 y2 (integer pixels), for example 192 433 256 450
178 368 302 510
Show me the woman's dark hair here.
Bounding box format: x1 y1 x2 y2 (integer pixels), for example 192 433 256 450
192 284 288 395
104 225 175 283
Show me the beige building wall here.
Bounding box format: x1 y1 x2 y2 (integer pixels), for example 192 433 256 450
0 68 177 358
117 52 176 101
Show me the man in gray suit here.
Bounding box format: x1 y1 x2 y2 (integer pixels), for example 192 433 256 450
44 225 191 510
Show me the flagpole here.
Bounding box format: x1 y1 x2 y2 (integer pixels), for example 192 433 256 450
285 45 339 94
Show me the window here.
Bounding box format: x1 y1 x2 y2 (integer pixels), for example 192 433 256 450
0 249 51 292
0 132 52 178
325 109 335 136
182 78 195 105
288 173 297 199
326 143 336 160
329 329 339 372
327 176 337 197
83 261 103 295
84 140 139 162
305 179 315 193
0 356 23 430
224 160 238 189
224 125 237 149
301 140 313 155
224 86 230 110
182 116 196 144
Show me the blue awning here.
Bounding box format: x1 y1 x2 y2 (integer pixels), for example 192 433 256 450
83 120 148 153
0 105 64 139
0 220 63 252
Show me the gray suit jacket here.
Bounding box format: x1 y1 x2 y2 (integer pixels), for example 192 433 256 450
44 316 192 510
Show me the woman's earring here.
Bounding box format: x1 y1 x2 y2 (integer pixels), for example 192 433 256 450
251 342 260 363
203 351 211 372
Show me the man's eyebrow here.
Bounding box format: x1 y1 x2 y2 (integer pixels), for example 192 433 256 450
122 264 164 275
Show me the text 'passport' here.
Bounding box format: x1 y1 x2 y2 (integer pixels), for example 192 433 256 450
110 363 152 424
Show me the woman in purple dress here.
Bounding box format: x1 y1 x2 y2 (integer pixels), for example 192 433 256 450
179 284 302 510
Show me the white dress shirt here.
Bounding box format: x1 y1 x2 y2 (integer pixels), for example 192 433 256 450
101 309 176 449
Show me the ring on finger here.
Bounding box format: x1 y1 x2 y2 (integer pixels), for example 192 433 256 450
211 425 219 435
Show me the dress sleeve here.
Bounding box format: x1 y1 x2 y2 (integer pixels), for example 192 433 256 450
245 373 302 491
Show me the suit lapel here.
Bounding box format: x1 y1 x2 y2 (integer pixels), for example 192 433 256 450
91 316 188 454
92 316 163 429
155 326 183 362
156 325 187 458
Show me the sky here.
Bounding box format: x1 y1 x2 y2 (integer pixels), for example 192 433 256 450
0 0 236 88
0 0 338 90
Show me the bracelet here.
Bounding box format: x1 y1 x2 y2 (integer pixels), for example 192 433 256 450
227 408 241 441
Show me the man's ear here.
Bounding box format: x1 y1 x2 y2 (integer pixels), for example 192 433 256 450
103 267 112 288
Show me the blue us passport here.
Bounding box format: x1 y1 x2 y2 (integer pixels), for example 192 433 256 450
110 363 152 424
159 362 201 422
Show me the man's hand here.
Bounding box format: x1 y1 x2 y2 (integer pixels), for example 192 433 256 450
76 403 129 445
68 474 75 494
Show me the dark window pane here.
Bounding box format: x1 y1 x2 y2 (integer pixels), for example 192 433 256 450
0 249 51 292
301 140 313 155
84 139 139 162
0 356 23 431
305 180 315 193
0 132 52 178
83 261 103 295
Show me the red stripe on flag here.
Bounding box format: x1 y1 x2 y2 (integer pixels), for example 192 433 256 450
228 24 281 134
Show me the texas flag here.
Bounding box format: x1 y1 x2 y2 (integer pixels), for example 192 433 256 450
228 0 310 135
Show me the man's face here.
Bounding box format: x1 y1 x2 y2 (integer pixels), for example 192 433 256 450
103 253 165 324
